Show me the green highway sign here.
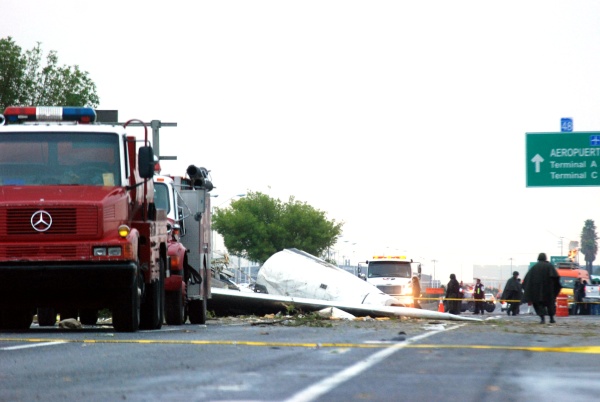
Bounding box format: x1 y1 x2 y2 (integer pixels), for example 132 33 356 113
526 132 600 187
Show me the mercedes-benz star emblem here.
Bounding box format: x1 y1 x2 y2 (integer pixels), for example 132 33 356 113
31 210 52 232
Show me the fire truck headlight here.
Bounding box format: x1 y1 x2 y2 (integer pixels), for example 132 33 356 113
118 225 130 238
108 247 122 256
93 247 122 256
93 247 107 256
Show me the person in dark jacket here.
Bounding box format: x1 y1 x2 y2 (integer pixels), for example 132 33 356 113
575 279 588 315
473 278 485 315
523 253 562 324
445 273 461 315
411 276 422 309
502 271 522 316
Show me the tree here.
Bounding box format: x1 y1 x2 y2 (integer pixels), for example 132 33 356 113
212 191 343 264
0 37 26 109
580 219 597 276
0 36 99 110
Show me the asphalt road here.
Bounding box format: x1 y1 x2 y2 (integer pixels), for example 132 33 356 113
1 307 600 401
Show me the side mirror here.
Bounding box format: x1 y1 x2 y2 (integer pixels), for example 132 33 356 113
138 146 155 179
359 273 366 281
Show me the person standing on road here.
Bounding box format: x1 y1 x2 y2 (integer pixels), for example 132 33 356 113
446 273 461 315
502 271 522 316
411 276 422 309
517 278 525 315
523 253 562 324
574 278 584 315
473 278 485 315
569 278 581 315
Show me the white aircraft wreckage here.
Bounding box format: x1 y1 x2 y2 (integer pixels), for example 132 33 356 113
209 248 480 322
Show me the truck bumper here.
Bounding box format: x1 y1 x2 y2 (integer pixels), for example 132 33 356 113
0 261 138 310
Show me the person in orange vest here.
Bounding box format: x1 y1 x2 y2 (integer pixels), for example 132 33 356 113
473 278 485 315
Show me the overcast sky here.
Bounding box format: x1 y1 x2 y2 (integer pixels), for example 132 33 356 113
3 1 600 282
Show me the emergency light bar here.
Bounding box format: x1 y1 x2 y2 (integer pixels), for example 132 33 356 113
2 106 96 124
372 256 408 260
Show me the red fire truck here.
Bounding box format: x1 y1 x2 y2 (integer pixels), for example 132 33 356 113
0 106 168 332
153 165 214 325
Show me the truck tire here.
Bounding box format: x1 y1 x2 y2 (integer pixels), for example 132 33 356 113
467 302 475 313
165 289 185 325
140 259 165 330
187 298 207 324
37 308 57 326
112 283 140 332
0 308 34 330
79 309 98 325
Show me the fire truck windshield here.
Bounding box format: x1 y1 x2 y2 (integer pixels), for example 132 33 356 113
368 261 412 278
0 132 121 186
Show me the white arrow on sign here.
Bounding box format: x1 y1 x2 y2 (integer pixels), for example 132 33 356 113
531 154 544 173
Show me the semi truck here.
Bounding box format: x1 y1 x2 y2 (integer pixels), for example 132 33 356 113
358 255 421 305
0 106 168 332
153 165 214 325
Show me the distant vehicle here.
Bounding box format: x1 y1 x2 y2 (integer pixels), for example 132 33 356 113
357 255 421 306
462 291 496 313
556 261 590 314
485 293 497 312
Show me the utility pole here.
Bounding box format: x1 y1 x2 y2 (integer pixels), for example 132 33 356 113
431 259 437 285
558 237 564 256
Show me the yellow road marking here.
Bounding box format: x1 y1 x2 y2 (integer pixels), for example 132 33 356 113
2 337 600 354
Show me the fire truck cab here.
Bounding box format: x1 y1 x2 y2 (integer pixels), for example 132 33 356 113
0 106 168 332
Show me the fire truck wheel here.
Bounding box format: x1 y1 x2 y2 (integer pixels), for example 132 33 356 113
79 309 98 325
112 283 140 332
165 289 185 325
0 308 34 330
37 308 57 326
187 298 207 325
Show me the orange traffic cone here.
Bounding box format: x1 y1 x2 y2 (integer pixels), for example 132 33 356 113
438 298 445 313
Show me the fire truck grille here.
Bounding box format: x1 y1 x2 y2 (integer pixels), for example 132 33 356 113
2 244 81 258
0 206 99 236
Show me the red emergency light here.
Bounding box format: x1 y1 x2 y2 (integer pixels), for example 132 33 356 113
2 106 96 124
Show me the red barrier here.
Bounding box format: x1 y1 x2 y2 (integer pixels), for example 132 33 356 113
556 294 569 317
